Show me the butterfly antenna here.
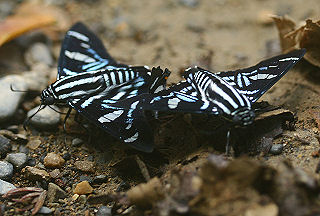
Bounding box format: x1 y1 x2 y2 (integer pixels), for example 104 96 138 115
226 129 231 155
23 105 46 130
10 84 38 93
63 108 72 132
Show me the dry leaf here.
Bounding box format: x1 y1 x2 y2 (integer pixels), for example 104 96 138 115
273 16 320 67
0 2 71 47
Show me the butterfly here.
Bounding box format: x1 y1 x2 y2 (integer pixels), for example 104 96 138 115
104 49 306 134
36 22 170 152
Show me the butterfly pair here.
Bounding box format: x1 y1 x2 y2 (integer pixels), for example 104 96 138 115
39 22 305 152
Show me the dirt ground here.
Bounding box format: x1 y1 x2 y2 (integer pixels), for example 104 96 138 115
1 0 320 215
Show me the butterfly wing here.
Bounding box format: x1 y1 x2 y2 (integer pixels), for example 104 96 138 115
58 22 127 79
214 49 306 102
68 76 154 152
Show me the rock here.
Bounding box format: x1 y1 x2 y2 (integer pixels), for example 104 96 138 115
36 206 53 214
79 175 92 183
96 206 112 216
73 181 93 195
23 166 50 181
24 42 53 67
62 152 71 161
27 105 60 130
43 153 65 168
22 63 52 92
270 144 284 155
0 179 16 195
47 183 67 203
26 139 42 150
0 135 11 158
93 175 108 184
75 161 95 172
6 153 28 169
72 138 84 147
0 161 13 180
79 195 87 204
179 0 199 8
0 75 27 123
18 145 29 154
49 169 61 179
27 158 36 167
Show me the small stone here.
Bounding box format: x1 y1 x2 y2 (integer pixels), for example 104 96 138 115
79 175 92 183
24 42 53 67
72 194 79 201
62 152 71 161
93 175 108 184
72 138 84 147
0 161 13 180
96 206 112 216
44 153 65 168
27 158 36 167
23 166 50 181
18 145 29 154
47 183 67 203
36 206 53 214
49 169 61 179
79 195 87 204
73 181 93 195
0 75 27 123
27 106 60 130
269 144 284 155
179 0 199 8
75 161 95 172
0 179 16 195
0 135 11 158
6 153 28 169
26 139 42 150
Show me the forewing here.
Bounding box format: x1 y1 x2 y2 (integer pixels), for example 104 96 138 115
68 76 154 152
58 22 127 79
214 49 306 102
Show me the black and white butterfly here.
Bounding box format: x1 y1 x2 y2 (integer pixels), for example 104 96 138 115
36 22 170 152
106 49 306 128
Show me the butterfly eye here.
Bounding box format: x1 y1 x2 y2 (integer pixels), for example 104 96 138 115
42 96 55 105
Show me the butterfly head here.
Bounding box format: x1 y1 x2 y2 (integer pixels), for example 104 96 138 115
40 86 56 105
231 107 255 126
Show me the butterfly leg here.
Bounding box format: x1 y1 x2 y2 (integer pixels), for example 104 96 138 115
74 112 93 143
63 108 72 132
225 129 231 155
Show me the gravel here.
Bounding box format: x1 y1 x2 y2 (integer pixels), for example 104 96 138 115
0 75 27 123
0 179 16 195
47 183 67 203
270 144 284 155
27 105 61 130
0 135 11 158
24 42 53 67
96 206 112 216
0 161 13 180
6 153 28 169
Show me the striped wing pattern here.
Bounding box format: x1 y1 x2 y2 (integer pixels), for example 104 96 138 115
216 49 306 102
58 22 127 79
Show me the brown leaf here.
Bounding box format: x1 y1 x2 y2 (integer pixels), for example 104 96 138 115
31 190 47 216
273 16 320 67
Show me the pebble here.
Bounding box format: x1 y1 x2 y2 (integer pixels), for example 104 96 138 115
47 183 67 203
6 153 27 169
0 135 11 158
79 195 87 204
0 75 27 123
270 144 284 155
27 158 36 167
62 152 71 161
36 206 53 214
23 166 50 181
96 206 112 216
44 153 65 168
24 42 53 67
27 105 61 130
75 161 95 173
179 0 199 8
73 181 93 195
93 175 108 184
0 161 13 180
72 138 84 147
18 145 29 154
0 179 16 195
80 175 93 183
26 139 42 150
49 169 61 179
